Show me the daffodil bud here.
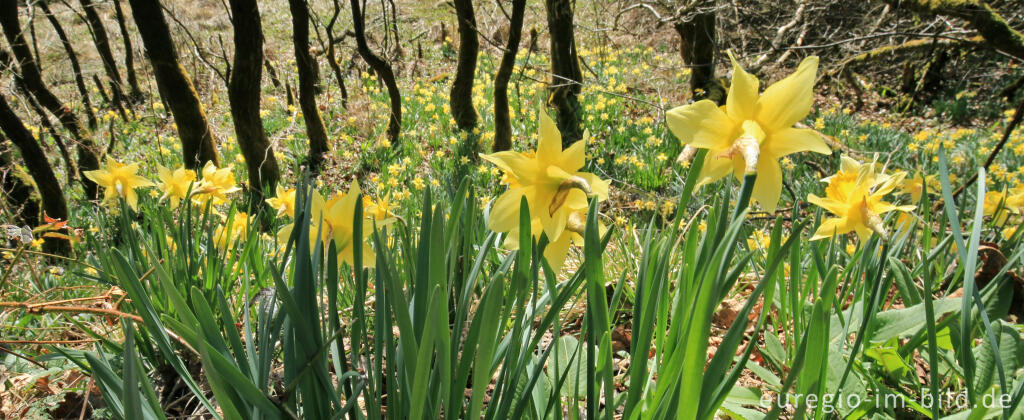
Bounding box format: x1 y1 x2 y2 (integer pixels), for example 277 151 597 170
549 175 593 216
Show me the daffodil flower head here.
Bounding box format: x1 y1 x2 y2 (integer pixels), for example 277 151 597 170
808 160 914 242
667 52 831 212
266 185 297 218
194 162 241 205
480 109 609 243
83 156 154 211
156 165 197 209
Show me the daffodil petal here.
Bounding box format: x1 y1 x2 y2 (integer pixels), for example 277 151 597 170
666 100 735 151
560 138 586 172
697 153 734 186
543 231 573 273
489 187 531 233
726 53 759 121
754 56 818 132
752 159 783 213
765 128 831 158
538 110 563 162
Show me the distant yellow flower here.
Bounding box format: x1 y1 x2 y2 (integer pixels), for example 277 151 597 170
667 53 830 212
809 161 914 242
266 185 297 217
194 162 241 205
984 191 1015 225
900 172 939 203
156 165 197 209
84 157 154 211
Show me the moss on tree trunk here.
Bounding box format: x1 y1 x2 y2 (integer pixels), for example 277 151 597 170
80 0 130 109
0 1 101 200
545 0 584 148
493 0 526 152
126 0 219 170
0 92 69 254
229 0 280 215
450 0 479 132
288 0 330 174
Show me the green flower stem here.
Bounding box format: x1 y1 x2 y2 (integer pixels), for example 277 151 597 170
733 173 757 221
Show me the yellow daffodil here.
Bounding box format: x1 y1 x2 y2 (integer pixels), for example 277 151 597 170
83 157 154 211
156 165 197 209
900 172 939 203
266 185 297 217
194 162 241 205
214 212 251 250
983 191 1015 225
667 53 830 212
278 183 395 267
480 110 610 271
808 161 914 242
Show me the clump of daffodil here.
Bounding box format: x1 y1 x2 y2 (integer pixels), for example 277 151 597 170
266 185 297 217
808 159 914 242
194 162 241 205
214 212 251 250
480 110 610 272
84 157 154 211
277 183 395 267
983 190 1018 226
156 165 197 209
667 52 831 212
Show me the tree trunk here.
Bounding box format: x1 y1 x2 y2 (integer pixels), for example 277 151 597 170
544 0 583 147
38 1 98 130
228 0 280 213
0 138 41 229
113 0 143 100
288 0 330 173
449 0 478 131
674 5 724 104
0 1 101 199
126 0 220 170
493 0 526 152
882 0 1024 62
80 0 129 110
350 0 402 145
0 92 70 254
326 0 349 109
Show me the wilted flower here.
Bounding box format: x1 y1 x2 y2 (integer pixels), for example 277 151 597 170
83 157 154 211
667 53 831 212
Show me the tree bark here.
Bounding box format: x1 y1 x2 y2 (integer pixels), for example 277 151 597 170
544 0 583 147
350 0 402 145
0 92 69 254
113 0 143 100
80 0 129 110
39 1 97 130
882 0 1024 62
674 5 724 104
450 0 479 131
126 0 220 170
326 0 349 109
493 0 526 152
228 0 280 212
0 1 101 199
288 0 330 173
0 138 41 229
